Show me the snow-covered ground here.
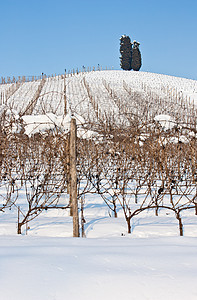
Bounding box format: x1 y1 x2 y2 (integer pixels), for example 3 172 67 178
0 70 197 300
1 235 197 300
1 192 197 300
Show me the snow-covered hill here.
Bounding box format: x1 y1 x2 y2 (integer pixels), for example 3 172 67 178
1 70 197 123
0 70 197 300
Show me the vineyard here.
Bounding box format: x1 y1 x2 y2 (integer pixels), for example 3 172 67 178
0 69 197 237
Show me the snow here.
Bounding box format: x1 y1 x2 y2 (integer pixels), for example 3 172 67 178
1 70 197 124
7 111 98 139
0 236 197 300
0 70 197 300
154 114 176 130
22 113 62 136
1 197 197 300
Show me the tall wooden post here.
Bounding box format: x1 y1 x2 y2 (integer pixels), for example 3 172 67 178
17 206 21 234
70 118 79 237
64 73 67 115
66 136 70 196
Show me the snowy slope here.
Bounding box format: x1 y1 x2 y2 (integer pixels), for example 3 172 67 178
1 70 197 121
0 70 197 300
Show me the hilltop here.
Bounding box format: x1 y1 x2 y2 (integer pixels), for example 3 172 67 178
0 70 197 123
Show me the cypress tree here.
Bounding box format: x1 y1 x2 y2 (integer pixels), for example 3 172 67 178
131 41 142 71
120 35 132 71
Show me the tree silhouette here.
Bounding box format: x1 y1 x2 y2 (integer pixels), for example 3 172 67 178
120 35 132 71
131 41 142 71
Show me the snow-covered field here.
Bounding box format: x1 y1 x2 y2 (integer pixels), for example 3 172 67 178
1 70 197 121
1 235 197 300
0 70 197 300
0 169 197 300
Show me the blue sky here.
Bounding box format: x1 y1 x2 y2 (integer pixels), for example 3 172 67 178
1 0 197 79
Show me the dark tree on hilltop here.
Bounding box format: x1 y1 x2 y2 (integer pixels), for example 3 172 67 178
120 35 132 71
131 41 142 71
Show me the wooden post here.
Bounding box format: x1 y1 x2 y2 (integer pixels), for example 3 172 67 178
70 118 79 237
81 196 86 238
17 206 21 234
66 136 70 195
64 72 67 115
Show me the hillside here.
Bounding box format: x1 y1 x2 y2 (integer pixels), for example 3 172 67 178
1 70 197 123
0 70 197 300
0 69 197 238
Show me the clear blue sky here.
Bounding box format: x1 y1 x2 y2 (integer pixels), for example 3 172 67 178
1 0 197 80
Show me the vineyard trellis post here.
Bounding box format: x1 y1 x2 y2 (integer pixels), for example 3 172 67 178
70 118 80 237
64 72 67 115
17 206 21 234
